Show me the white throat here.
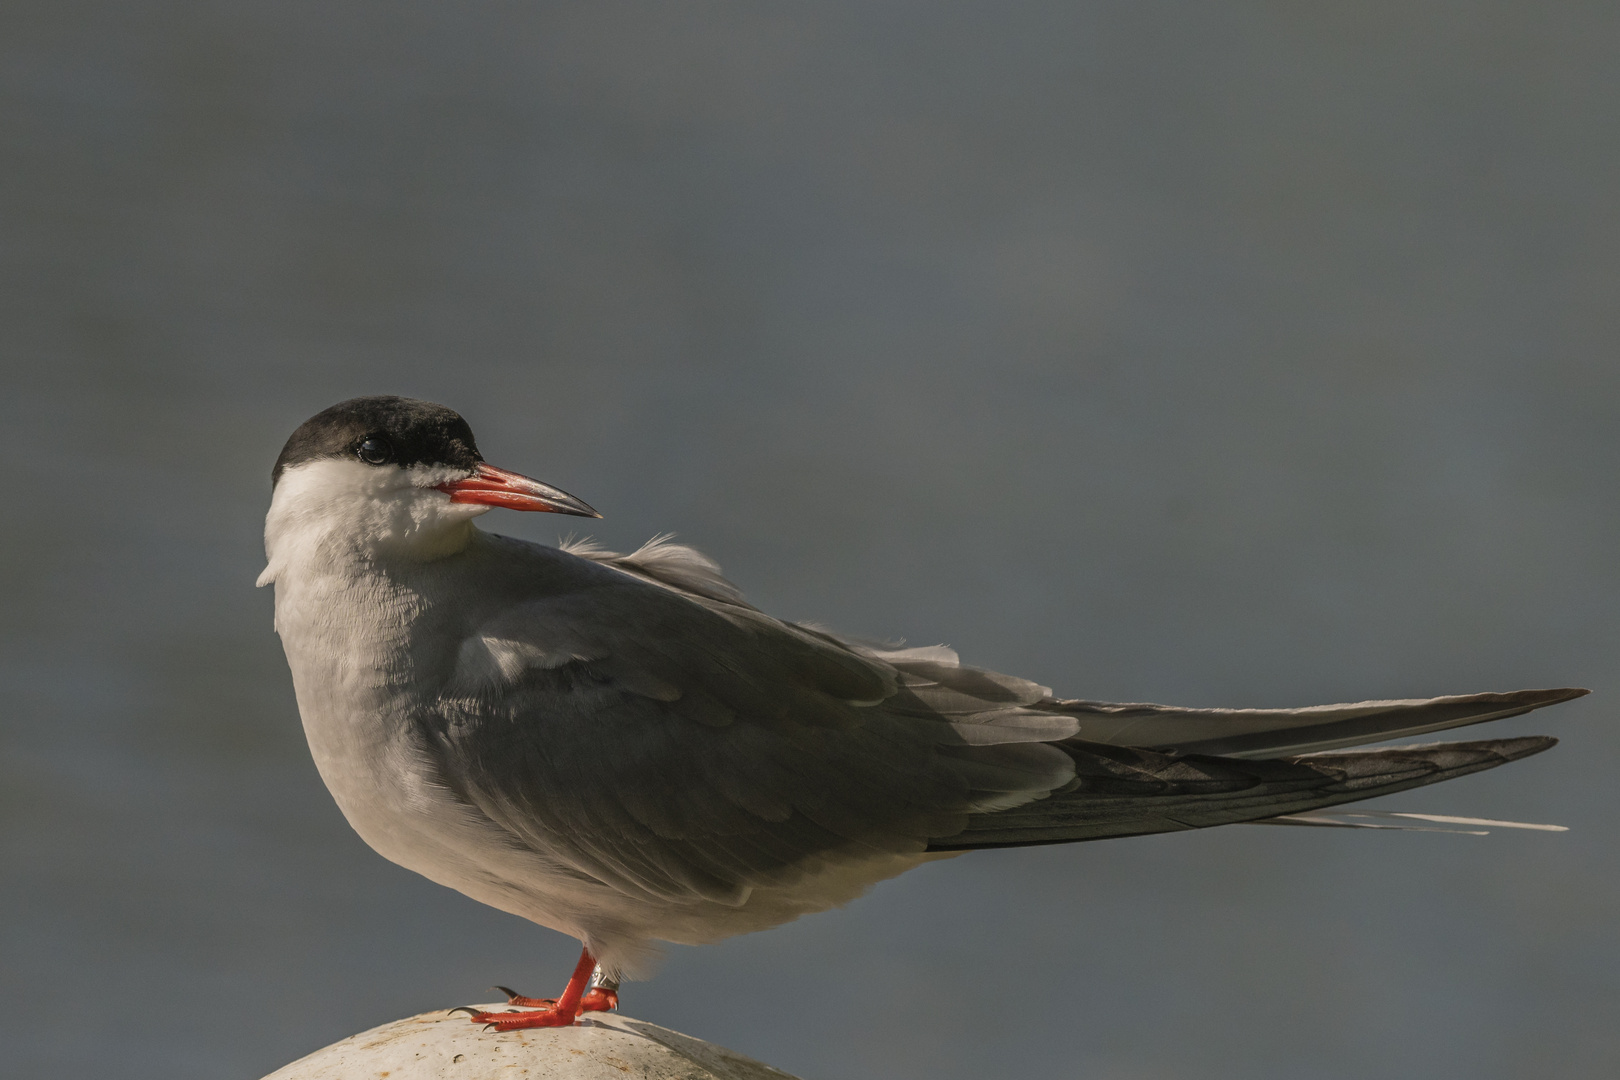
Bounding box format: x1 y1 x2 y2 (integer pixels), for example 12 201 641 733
257 458 490 588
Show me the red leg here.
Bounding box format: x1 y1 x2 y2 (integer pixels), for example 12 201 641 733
494 967 617 1012
458 946 598 1030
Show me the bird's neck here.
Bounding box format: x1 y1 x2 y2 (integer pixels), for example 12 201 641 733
257 490 479 591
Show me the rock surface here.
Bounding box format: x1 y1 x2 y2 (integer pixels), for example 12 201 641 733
260 1007 803 1080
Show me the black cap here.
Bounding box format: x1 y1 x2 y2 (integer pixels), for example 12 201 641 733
273 396 483 485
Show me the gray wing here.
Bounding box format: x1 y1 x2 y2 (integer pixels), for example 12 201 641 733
422 537 1577 901
421 539 1082 906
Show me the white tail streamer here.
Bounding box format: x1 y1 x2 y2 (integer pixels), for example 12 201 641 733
1253 809 1567 835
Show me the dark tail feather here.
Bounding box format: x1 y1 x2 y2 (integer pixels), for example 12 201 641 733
926 736 1556 851
1047 687 1584 759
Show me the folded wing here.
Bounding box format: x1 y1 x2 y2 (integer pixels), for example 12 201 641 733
422 540 1082 907
420 536 1579 903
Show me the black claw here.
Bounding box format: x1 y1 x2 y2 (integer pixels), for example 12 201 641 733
494 985 520 999
449 1006 482 1017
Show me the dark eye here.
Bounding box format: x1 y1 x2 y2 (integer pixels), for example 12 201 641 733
356 437 393 465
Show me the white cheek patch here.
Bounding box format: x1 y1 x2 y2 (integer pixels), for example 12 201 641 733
404 463 476 490
260 458 488 587
397 464 488 532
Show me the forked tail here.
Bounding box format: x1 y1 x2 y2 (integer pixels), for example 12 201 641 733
927 736 1556 850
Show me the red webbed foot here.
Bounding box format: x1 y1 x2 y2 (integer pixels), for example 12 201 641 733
459 946 614 1031
493 986 555 1008
580 987 618 1012
456 1003 579 1030
488 985 614 1013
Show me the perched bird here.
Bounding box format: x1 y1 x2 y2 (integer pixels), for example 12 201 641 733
259 395 1583 1030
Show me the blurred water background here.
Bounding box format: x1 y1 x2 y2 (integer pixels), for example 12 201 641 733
3 3 1618 1078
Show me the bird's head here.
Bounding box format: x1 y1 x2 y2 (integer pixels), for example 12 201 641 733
259 395 597 583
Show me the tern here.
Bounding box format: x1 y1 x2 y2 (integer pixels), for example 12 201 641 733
259 395 1584 1030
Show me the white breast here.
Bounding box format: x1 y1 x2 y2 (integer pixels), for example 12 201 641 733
261 458 616 943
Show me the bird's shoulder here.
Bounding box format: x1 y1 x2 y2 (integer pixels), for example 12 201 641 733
444 532 897 715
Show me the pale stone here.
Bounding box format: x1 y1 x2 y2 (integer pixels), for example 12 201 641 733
260 1007 803 1080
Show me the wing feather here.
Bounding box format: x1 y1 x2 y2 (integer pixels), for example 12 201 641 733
1045 688 1586 758
425 550 1073 903
423 536 1577 908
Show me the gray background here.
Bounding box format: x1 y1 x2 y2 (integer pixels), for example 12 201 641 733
2 3 1616 1078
